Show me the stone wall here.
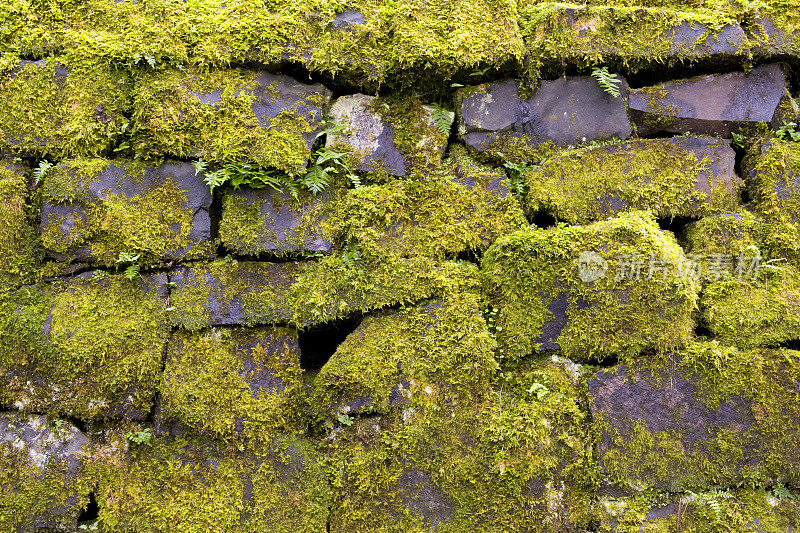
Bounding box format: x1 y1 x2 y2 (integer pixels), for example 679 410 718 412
2 1 800 531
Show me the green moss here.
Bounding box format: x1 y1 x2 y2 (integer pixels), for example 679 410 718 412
40 158 216 267
161 327 304 440
169 260 303 331
518 2 742 78
219 188 329 256
327 356 597 531
97 436 247 532
369 94 450 177
96 432 333 532
323 159 526 260
52 0 522 87
0 274 167 419
0 420 94 531
287 255 481 327
312 293 497 419
524 138 741 224
482 211 699 363
599 342 800 492
0 161 39 285
0 58 131 158
745 139 800 248
699 266 800 349
131 67 326 173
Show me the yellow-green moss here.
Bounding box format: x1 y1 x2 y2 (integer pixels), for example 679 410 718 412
0 427 94 531
482 211 699 363
169 260 303 330
745 139 800 251
0 161 39 285
369 94 449 177
131 67 326 173
323 160 526 260
327 356 597 531
96 433 333 532
518 2 742 78
287 255 481 327
700 266 800 349
0 274 167 419
41 158 215 267
160 327 304 440
599 342 800 492
0 58 130 157
525 138 741 224
312 293 497 419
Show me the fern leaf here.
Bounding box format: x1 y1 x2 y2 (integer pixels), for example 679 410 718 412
431 105 452 135
32 160 53 185
591 67 621 99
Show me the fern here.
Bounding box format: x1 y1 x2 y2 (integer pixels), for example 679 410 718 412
431 104 453 135
124 264 140 280
591 67 622 99
32 159 53 186
777 121 800 142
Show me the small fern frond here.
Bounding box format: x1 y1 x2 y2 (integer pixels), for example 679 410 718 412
431 104 453 135
591 67 622 99
32 160 53 185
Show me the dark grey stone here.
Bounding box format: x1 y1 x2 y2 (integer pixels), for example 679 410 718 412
40 160 213 264
169 261 302 328
667 21 748 57
395 463 455 530
459 76 631 152
589 361 800 491
332 9 367 29
629 64 795 137
221 187 332 255
750 16 800 56
0 413 91 529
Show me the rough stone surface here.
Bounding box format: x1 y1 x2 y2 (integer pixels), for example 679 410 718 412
326 93 407 175
1 272 168 420
589 355 800 491
326 93 451 176
459 76 631 152
220 186 332 255
525 136 741 223
395 463 456 529
169 260 302 329
157 327 302 437
0 413 92 530
40 160 213 266
629 64 795 137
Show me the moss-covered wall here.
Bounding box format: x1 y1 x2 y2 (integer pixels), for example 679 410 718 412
2 1 800 531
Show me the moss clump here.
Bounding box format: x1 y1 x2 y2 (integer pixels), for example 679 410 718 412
482 211 699 363
0 58 130 157
598 342 800 492
327 356 596 531
0 416 94 531
518 3 742 78
40 158 215 267
0 274 168 419
312 293 498 419
131 67 329 174
54 0 522 88
287 255 481 327
96 435 247 532
524 137 741 224
0 161 39 285
323 159 526 260
699 266 800 349
219 188 331 256
601 489 800 532
169 260 303 331
160 327 304 440
745 139 800 250
96 433 333 532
